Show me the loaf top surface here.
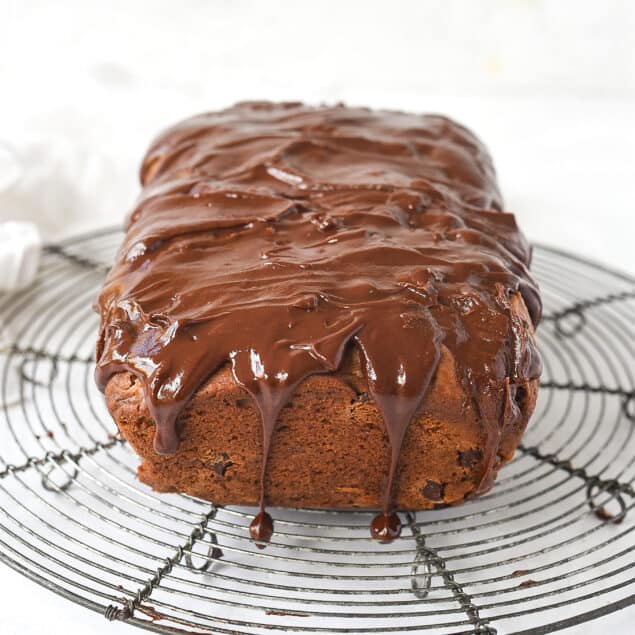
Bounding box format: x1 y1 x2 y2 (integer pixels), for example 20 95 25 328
95 102 542 541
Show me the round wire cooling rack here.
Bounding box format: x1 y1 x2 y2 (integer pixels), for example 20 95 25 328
0 227 634 635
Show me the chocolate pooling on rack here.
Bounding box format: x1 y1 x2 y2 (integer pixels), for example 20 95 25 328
95 102 542 544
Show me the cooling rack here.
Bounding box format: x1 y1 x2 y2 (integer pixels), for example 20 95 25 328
0 226 634 635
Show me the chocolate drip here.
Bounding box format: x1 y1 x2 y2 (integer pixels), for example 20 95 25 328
356 311 443 538
249 510 274 547
370 512 402 542
230 349 301 546
95 102 542 543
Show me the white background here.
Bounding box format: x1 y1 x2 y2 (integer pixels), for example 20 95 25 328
0 1 634 633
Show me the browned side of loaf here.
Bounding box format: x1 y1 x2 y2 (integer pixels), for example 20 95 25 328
105 293 538 509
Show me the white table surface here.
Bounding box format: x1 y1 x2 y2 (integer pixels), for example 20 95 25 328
1 1 634 633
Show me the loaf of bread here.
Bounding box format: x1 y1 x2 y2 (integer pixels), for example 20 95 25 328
96 102 542 543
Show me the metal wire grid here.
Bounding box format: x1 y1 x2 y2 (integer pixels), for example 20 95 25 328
0 227 633 635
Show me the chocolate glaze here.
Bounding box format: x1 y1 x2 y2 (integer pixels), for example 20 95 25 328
95 102 542 544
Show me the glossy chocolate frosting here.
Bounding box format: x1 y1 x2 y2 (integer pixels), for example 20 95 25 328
95 102 542 543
